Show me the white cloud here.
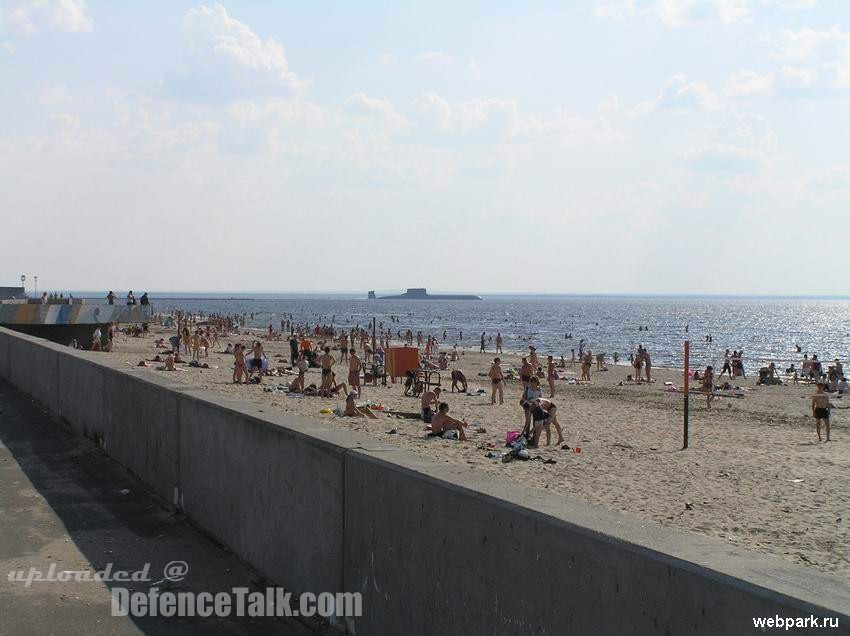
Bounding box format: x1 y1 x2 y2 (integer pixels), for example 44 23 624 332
656 0 750 27
172 4 303 100
417 50 454 64
377 52 397 66
595 0 751 27
684 112 777 172
344 92 409 130
766 25 850 91
0 0 92 35
652 74 721 111
1 41 15 53
780 65 818 87
724 70 774 97
762 0 816 8
824 60 850 89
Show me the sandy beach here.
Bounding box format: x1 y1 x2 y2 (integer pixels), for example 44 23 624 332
105 325 850 579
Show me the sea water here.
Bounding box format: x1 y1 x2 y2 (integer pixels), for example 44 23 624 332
131 294 850 371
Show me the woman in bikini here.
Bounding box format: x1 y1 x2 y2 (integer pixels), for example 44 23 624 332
530 398 564 447
233 344 247 384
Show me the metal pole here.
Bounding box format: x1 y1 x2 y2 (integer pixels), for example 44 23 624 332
683 340 690 449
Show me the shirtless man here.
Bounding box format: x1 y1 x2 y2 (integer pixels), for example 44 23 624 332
429 403 468 441
546 355 557 398
488 358 504 405
812 383 836 442
421 387 441 423
643 349 652 383
339 333 349 363
701 365 714 409
495 333 503 354
529 347 539 371
318 346 335 396
480 332 486 353
450 369 468 393
248 341 264 382
519 357 533 389
348 349 362 398
191 329 201 362
718 349 732 379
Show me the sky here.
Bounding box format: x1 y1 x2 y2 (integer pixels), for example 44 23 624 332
1 0 849 296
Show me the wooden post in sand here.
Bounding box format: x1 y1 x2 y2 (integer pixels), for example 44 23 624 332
683 340 690 449
372 317 377 387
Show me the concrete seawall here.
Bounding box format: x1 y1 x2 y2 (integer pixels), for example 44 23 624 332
1 326 848 635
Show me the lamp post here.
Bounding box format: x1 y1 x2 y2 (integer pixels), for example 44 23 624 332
20 275 26 297
34 275 38 297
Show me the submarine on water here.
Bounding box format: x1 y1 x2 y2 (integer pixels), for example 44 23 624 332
367 288 482 301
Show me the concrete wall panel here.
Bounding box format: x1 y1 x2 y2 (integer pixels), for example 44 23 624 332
177 394 345 596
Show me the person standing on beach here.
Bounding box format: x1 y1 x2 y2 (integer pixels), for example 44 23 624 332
644 348 652 383
546 355 556 398
289 335 299 364
702 365 714 409
191 329 201 362
519 357 533 389
318 347 335 396
811 383 835 442
581 350 592 381
91 327 102 351
489 358 504 405
421 387 441 422
233 344 247 384
529 346 539 372
496 332 503 354
633 349 643 382
718 350 732 379
348 349 362 398
480 332 486 353
521 376 543 435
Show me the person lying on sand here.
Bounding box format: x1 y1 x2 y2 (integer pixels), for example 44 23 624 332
428 403 468 441
344 392 377 419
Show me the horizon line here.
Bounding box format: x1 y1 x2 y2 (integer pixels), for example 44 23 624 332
47 290 850 300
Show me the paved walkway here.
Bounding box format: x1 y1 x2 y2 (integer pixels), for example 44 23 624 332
0 379 327 635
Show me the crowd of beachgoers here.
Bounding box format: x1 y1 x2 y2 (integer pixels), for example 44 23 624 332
78 305 850 577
